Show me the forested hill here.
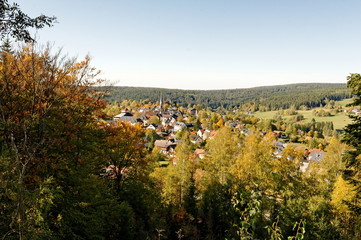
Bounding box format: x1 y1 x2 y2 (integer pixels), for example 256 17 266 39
101 83 350 110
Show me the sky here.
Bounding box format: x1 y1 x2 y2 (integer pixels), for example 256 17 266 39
14 0 361 90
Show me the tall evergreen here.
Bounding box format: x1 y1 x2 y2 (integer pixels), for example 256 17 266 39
343 73 361 239
1 38 12 53
342 73 361 213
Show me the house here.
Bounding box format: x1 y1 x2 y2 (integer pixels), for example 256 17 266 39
156 131 168 138
307 149 325 162
201 130 212 140
160 115 177 126
189 134 203 144
146 124 158 130
351 108 361 115
273 131 287 139
113 112 144 125
113 112 133 120
299 162 310 172
163 125 174 133
138 113 149 121
172 110 183 118
154 140 177 156
274 141 286 158
227 120 238 128
295 148 325 172
240 129 249 136
245 109 253 115
174 122 186 132
197 129 206 138
144 110 159 119
197 129 212 140
194 149 206 160
138 107 147 113
188 108 198 117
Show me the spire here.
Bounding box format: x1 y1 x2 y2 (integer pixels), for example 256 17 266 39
159 93 163 111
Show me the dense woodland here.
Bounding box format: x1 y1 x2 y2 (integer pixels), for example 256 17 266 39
0 2 361 239
101 84 350 111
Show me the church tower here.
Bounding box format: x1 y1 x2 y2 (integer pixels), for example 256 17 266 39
159 94 163 110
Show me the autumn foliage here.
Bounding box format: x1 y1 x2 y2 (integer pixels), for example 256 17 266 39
0 43 109 238
1 43 360 239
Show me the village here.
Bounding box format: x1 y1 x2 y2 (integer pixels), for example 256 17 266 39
2 1 361 238
98 97 346 174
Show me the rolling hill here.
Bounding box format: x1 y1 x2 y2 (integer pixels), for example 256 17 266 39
100 83 350 110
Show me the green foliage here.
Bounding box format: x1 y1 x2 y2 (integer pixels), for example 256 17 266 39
267 217 283 240
204 127 241 184
199 181 234 240
145 129 160 150
312 109 331 117
101 83 350 111
230 190 262 240
287 220 306 240
267 218 306 240
342 73 361 232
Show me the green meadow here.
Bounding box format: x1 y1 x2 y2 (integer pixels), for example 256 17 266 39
254 99 354 130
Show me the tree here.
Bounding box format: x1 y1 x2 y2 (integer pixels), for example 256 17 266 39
101 122 147 193
0 42 106 238
231 132 275 191
342 73 361 213
204 127 240 185
0 1 56 42
1 37 12 52
199 181 235 239
152 132 194 208
145 129 160 151
310 137 346 195
331 175 357 215
331 176 358 237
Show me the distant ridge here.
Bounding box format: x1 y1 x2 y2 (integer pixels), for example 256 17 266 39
100 83 350 110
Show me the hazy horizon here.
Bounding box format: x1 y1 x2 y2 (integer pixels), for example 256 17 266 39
105 82 346 91
16 0 361 90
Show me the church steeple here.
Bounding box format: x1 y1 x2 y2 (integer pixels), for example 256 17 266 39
159 94 163 110
158 93 163 112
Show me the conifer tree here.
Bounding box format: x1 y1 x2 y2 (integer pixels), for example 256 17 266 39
0 1 56 42
338 73 361 238
342 73 361 213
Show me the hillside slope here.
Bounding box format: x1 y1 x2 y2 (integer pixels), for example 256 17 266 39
100 83 350 110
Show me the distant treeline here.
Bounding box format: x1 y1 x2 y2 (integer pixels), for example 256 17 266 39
100 83 350 110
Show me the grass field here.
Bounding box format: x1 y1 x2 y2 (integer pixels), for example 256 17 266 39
337 98 353 106
298 110 352 130
254 99 353 130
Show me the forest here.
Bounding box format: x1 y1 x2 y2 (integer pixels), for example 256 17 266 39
101 83 350 111
1 2 361 240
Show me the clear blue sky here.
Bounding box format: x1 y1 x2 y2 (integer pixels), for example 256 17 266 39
15 0 361 90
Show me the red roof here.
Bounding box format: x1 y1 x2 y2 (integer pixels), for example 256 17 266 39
194 149 206 155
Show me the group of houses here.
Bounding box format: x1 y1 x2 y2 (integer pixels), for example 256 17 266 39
110 103 201 155
107 100 326 173
273 141 326 172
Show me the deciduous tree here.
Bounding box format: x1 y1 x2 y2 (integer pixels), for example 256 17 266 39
204 127 240 185
0 42 105 238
